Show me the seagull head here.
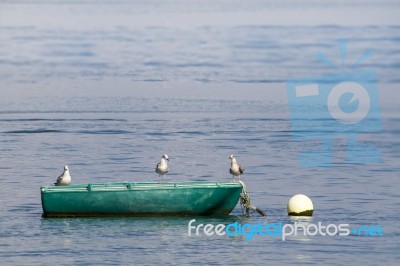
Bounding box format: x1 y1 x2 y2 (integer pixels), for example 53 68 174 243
229 155 235 160
162 154 169 161
64 165 69 171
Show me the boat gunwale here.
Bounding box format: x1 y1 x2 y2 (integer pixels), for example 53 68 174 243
41 181 243 193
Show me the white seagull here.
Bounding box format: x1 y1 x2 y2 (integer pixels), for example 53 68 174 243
155 154 169 181
55 165 71 186
229 155 245 180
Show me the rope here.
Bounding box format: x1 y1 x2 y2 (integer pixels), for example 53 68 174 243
238 181 267 217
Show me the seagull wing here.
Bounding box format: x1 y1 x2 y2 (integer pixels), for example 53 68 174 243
55 172 63 185
155 162 161 173
239 165 245 174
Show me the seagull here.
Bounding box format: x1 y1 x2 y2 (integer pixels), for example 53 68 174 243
155 154 169 181
229 155 245 180
55 165 71 186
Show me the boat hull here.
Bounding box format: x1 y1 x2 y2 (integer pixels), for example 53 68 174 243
41 181 243 217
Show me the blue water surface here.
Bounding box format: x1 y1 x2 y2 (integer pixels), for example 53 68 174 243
0 0 399 265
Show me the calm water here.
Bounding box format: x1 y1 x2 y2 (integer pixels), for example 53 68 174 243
0 1 399 265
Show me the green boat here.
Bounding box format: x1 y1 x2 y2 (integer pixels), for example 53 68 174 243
41 181 243 217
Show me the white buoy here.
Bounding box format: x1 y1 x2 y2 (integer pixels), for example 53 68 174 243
287 194 313 216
